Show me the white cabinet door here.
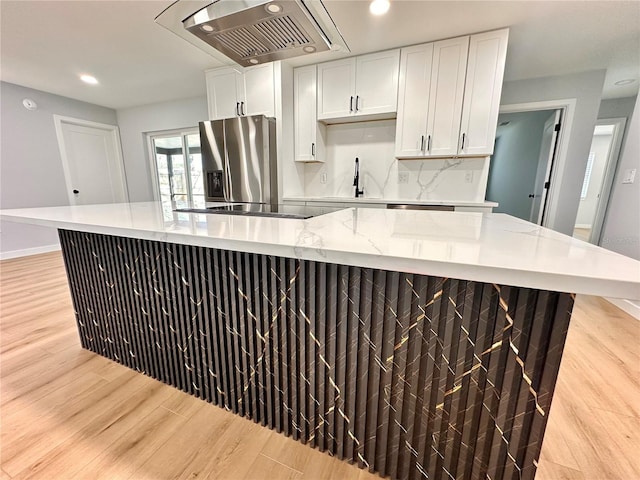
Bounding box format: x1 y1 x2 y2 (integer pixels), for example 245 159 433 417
205 68 244 120
294 65 325 162
243 63 275 117
426 36 469 157
459 29 509 156
206 64 276 119
354 49 400 116
317 58 356 120
395 44 433 157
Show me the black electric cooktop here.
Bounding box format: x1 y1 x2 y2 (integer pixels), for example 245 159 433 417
174 203 343 220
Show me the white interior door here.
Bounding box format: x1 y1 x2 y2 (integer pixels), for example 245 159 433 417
54 116 128 205
530 110 562 225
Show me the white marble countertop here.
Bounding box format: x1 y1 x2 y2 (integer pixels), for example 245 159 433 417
283 196 499 207
2 202 638 299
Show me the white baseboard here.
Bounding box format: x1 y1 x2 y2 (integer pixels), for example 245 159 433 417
0 244 61 260
606 298 640 321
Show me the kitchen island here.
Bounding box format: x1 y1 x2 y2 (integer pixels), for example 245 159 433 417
2 202 638 480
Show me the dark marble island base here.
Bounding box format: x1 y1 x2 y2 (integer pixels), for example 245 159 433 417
59 229 573 480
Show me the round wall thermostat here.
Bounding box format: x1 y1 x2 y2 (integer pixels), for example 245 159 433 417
22 98 38 111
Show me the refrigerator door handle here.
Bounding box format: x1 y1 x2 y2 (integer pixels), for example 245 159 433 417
223 149 232 202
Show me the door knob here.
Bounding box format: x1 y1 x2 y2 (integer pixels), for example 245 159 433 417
528 194 534 198
73 189 79 194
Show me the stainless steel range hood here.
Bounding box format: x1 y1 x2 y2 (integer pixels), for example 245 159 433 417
155 0 349 67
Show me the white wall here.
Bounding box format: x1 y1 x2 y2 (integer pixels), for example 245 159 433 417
575 132 613 227
601 94 640 260
500 70 606 235
303 120 489 202
116 96 208 202
0 81 118 257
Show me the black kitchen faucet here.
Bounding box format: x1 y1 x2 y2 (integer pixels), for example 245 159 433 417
353 157 364 198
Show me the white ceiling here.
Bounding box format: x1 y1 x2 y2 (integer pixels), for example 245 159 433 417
1 0 638 110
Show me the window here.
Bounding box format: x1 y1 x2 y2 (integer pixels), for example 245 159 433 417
149 130 203 216
581 151 595 199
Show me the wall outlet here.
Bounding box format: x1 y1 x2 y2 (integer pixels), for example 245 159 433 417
622 168 636 184
465 171 474 183
320 173 327 184
398 172 409 184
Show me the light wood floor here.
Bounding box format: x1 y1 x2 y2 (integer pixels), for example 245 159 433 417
1 252 639 480
573 228 592 242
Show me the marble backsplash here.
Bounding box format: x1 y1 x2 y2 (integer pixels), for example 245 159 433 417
303 120 490 202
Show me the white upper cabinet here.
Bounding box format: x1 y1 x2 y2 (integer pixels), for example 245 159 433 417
205 68 244 120
355 51 401 116
205 63 275 120
294 65 325 162
459 29 509 156
395 29 509 159
242 63 276 117
317 58 356 120
395 43 434 157
317 49 400 122
426 36 470 157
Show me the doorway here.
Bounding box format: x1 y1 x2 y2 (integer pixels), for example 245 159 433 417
486 109 563 224
573 118 627 244
53 115 128 205
147 129 204 216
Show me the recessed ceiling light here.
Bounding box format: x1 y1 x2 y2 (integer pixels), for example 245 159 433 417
614 79 636 86
266 3 283 13
303 46 316 53
80 74 98 85
249 58 259 64
201 24 215 33
370 0 390 16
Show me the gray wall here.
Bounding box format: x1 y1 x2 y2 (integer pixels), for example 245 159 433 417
116 96 208 202
599 96 637 121
487 110 553 219
500 70 606 235
601 94 640 260
0 81 118 256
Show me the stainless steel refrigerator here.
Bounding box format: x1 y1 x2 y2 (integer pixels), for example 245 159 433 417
199 115 277 204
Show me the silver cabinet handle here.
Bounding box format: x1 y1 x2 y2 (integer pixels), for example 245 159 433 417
420 135 425 152
461 133 466 151
355 95 360 111
240 101 245 116
236 102 240 116
350 96 354 112
311 143 315 156
427 135 431 152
